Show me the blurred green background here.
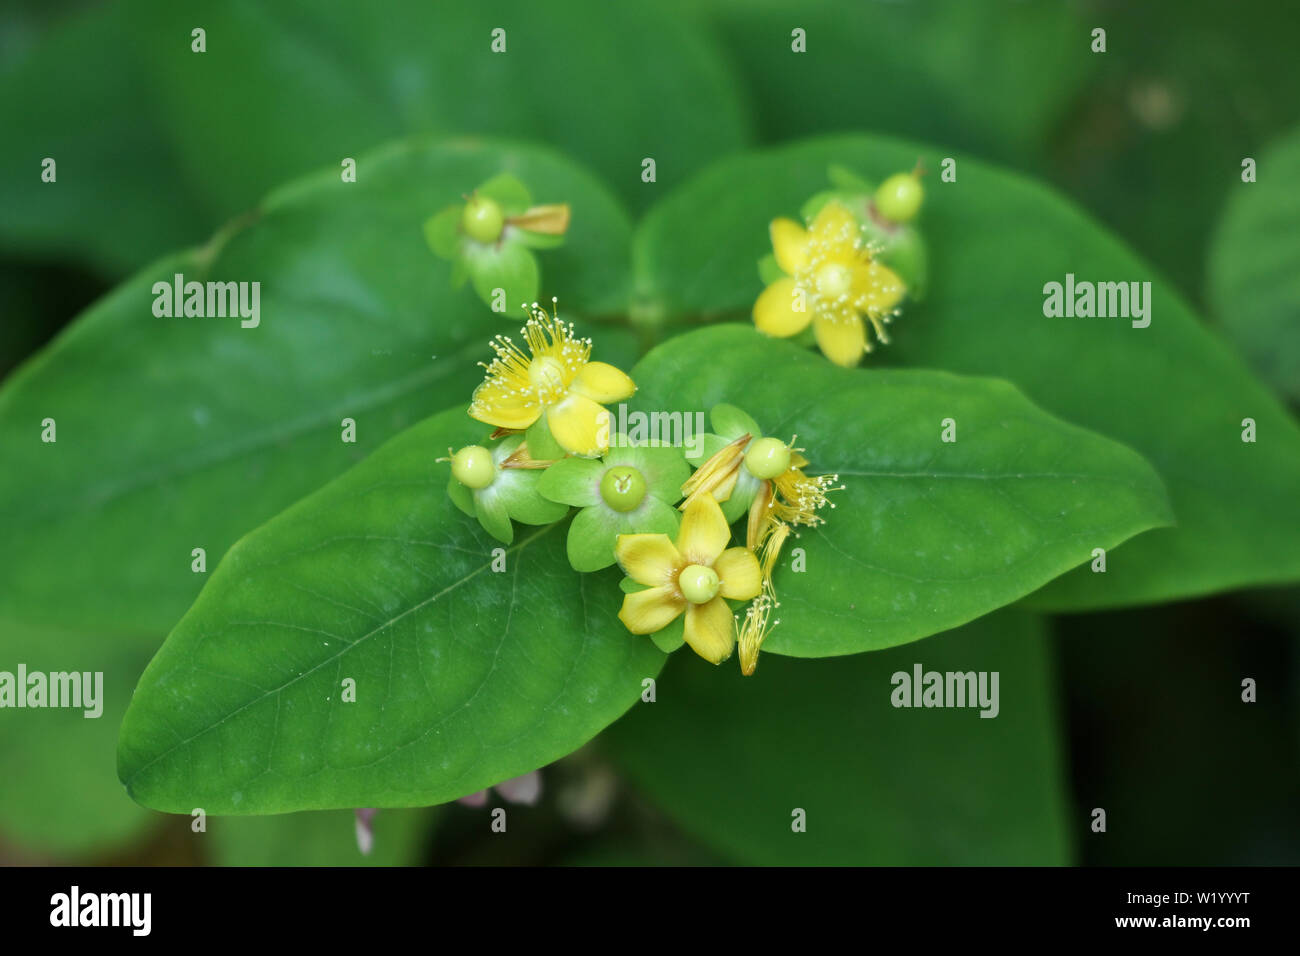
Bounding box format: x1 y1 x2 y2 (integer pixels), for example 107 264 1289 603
1 0 1297 866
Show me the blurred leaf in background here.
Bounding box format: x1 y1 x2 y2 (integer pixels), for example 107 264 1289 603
1058 597 1300 864
604 610 1072 865
1048 0 1300 304
211 808 435 866
1208 124 1300 405
0 0 752 282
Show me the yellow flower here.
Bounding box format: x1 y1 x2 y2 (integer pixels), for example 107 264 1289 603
469 300 635 458
754 201 905 367
615 495 761 664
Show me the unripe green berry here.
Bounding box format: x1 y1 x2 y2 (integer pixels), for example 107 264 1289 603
461 196 505 243
451 445 495 489
874 172 924 224
600 465 647 512
679 564 720 604
745 436 792 480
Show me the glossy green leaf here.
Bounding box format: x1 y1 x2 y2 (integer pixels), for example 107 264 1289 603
117 407 665 815
1208 125 1300 403
0 138 631 640
629 325 1171 656
211 808 436 867
0 139 633 851
604 609 1071 865
633 134 1300 609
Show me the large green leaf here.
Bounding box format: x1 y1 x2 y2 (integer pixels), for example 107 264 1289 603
211 808 435 866
117 407 664 814
0 138 633 851
1208 125 1300 404
0 1 209 274
130 0 750 222
604 610 1071 865
629 325 1170 656
0 138 631 640
633 134 1300 609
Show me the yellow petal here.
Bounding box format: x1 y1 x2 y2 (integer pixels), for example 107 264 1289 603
745 479 774 551
468 381 542 430
546 393 610 457
615 533 682 587
813 314 867 367
715 547 761 601
569 361 636 404
853 260 906 314
753 277 812 338
770 218 809 274
683 597 735 664
810 200 858 241
678 494 731 566
618 585 685 635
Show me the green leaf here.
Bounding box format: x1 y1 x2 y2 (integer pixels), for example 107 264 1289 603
603 609 1071 865
629 325 1172 656
211 808 435 867
634 134 1300 609
525 416 567 462
126 0 750 219
0 138 631 641
475 173 533 216
538 457 603 507
465 239 540 314
0 1 209 275
1208 125 1300 403
0 139 633 849
117 407 665 815
423 204 463 260
699 0 1087 163
566 497 681 573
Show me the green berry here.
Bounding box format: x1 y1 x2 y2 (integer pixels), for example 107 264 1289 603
600 465 647 512
745 436 792 480
461 196 505 243
874 172 924 224
679 564 720 604
451 445 495 489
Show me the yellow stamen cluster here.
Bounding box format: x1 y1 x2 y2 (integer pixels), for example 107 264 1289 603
469 302 591 420
796 216 897 343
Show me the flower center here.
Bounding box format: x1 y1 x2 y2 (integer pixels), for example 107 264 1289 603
528 356 566 398
744 436 792 480
461 195 504 243
678 564 720 604
450 445 495 489
816 262 853 299
600 465 647 512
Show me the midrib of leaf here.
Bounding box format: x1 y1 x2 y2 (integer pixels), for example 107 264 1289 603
5 339 484 529
123 521 561 787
